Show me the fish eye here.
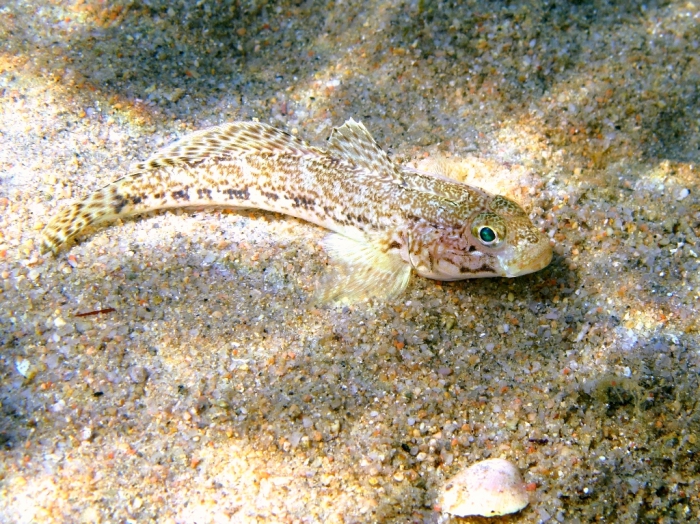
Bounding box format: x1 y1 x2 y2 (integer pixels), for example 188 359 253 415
471 212 506 248
479 226 497 244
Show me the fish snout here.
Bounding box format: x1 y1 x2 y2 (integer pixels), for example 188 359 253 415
502 240 553 277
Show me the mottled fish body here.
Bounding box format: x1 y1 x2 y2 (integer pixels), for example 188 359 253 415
41 120 552 302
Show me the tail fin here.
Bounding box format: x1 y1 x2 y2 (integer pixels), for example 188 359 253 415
40 122 321 254
40 183 128 254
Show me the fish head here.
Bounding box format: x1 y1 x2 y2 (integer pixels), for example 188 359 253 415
410 195 552 281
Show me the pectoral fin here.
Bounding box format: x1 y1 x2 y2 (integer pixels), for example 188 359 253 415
317 233 411 304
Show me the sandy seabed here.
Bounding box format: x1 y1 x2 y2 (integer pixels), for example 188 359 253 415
1 1 699 522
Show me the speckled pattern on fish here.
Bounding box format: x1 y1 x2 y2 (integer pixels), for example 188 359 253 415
40 119 552 302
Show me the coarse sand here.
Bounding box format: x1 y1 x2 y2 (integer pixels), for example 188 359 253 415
1 1 699 522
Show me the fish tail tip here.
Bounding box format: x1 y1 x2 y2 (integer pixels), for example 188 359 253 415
39 230 63 255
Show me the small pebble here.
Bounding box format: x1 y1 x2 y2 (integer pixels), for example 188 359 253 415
128 365 149 384
676 188 690 201
15 359 32 379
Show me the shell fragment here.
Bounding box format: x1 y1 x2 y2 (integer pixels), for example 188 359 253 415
439 458 529 517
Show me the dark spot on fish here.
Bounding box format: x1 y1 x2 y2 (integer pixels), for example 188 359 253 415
171 189 189 201
461 264 497 275
131 195 143 205
292 195 315 209
262 191 279 201
112 195 128 214
388 241 402 250
468 245 477 253
224 188 249 200
197 188 213 200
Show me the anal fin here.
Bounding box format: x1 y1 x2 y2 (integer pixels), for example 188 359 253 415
316 233 411 304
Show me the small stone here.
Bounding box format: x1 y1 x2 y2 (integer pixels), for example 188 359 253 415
439 458 529 517
128 365 149 384
168 88 185 103
81 506 100 523
15 359 34 379
288 403 302 419
289 431 303 448
441 314 456 330
75 320 93 333
80 426 93 441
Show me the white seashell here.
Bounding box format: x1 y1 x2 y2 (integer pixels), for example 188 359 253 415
439 458 529 517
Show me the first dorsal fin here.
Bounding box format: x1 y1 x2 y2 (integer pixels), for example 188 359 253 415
132 122 321 173
327 119 404 183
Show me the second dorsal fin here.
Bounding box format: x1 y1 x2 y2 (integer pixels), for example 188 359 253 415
132 122 320 173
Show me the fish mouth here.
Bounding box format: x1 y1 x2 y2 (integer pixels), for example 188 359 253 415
502 242 553 278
